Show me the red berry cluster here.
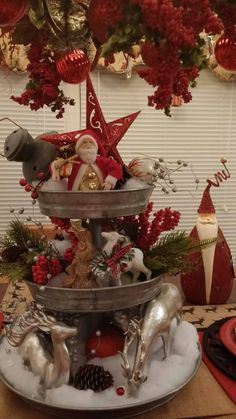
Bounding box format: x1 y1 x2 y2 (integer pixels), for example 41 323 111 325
136 0 223 112
11 37 75 118
32 254 62 284
139 42 200 111
88 0 125 43
50 217 72 232
211 0 236 37
19 172 46 200
115 203 180 251
63 247 75 264
92 0 223 113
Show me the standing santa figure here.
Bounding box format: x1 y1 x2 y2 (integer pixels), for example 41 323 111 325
51 130 122 191
181 184 234 304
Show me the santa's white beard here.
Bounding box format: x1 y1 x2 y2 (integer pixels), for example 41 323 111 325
77 147 97 163
196 214 218 304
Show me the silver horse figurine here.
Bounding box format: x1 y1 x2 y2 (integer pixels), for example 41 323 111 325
6 306 77 389
120 283 183 394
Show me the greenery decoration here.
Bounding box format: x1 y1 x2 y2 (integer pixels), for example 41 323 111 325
144 230 217 277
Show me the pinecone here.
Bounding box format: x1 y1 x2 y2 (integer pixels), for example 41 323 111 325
74 364 114 392
1 245 25 262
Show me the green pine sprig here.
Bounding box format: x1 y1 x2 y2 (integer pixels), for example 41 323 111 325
144 230 217 276
0 261 32 283
4 219 44 250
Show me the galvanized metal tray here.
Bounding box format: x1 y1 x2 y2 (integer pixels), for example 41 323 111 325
38 187 153 219
0 346 201 419
26 275 163 313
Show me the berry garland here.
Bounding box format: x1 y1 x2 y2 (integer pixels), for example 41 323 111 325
11 36 75 118
96 0 224 115
0 0 234 116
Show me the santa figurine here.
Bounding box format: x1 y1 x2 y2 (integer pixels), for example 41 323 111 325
181 185 234 304
51 130 122 191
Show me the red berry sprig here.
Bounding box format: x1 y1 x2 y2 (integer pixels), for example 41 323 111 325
19 171 48 200
32 255 49 284
32 254 62 284
114 203 181 251
63 247 75 264
11 37 75 118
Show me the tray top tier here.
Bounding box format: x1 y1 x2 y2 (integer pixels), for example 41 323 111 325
38 187 153 219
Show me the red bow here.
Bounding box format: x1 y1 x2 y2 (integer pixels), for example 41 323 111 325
106 242 133 278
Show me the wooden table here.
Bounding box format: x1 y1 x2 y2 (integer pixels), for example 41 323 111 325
0 281 236 418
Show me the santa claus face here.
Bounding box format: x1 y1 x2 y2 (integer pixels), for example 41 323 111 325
76 137 98 163
197 213 217 224
79 138 96 150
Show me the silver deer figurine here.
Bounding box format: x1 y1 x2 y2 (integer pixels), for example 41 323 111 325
120 283 183 394
6 306 77 389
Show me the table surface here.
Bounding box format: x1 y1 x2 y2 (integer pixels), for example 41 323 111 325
0 279 236 419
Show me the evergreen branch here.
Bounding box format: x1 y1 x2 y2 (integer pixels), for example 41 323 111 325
144 230 217 276
0 261 32 283
5 220 45 250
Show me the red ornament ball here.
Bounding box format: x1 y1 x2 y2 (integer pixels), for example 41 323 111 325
0 0 30 27
116 386 125 396
86 326 125 358
56 50 90 84
19 178 27 187
31 191 39 200
37 172 45 180
24 184 32 192
215 33 236 72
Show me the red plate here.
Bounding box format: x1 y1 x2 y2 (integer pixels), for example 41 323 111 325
219 317 236 356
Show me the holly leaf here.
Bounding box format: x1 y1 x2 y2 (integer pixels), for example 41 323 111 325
28 0 45 30
12 16 39 45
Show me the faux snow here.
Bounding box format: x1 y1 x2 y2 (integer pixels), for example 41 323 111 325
0 320 200 409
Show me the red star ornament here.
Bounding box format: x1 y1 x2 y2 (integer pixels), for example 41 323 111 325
86 76 140 164
40 129 83 148
41 77 140 164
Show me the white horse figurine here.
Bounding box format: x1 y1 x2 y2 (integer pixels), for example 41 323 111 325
101 231 151 285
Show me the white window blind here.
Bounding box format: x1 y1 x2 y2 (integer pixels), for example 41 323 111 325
0 68 236 260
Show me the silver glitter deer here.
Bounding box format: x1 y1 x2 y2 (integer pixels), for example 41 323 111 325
119 283 183 394
6 305 77 389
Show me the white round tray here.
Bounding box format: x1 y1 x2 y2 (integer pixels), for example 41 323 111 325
0 348 201 419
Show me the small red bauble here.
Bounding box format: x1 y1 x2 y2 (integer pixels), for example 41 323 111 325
19 178 27 187
24 184 32 192
31 191 39 199
86 326 125 358
56 50 90 84
116 386 125 396
215 33 236 72
0 0 30 27
37 172 45 180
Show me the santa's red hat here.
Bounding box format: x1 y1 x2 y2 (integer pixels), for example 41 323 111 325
75 129 106 156
198 185 215 214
